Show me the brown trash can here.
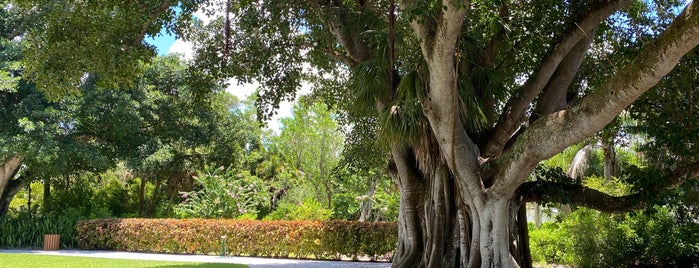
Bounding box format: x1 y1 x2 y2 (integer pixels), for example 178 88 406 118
43 234 60 251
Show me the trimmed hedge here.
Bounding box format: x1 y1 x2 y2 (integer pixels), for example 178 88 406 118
77 219 397 260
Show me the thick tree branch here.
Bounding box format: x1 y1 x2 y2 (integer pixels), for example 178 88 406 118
0 155 24 199
530 31 596 123
400 0 434 59
305 0 360 67
405 0 486 201
133 0 175 47
523 2 699 166
519 181 645 213
326 45 356 67
426 0 468 61
402 0 468 61
317 1 371 64
0 178 26 217
517 162 699 213
480 1 510 68
495 2 699 197
483 0 633 158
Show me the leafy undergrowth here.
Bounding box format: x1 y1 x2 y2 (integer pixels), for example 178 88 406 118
530 207 699 267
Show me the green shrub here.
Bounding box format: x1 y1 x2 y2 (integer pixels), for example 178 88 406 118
264 198 332 221
77 218 397 260
529 222 569 265
42 173 113 219
8 182 44 214
530 207 699 267
235 212 258 220
94 176 140 218
626 207 699 266
331 193 360 220
372 190 399 221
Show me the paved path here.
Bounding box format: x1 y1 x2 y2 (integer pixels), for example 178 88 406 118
0 249 392 268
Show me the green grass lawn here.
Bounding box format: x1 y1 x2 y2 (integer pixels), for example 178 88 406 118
0 253 248 268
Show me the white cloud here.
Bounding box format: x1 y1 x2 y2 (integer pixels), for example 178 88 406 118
167 40 194 60
225 79 258 99
223 79 310 134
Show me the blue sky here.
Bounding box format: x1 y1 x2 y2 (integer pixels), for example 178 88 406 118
145 29 176 56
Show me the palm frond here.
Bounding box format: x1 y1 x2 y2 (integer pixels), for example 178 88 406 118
377 71 424 143
456 63 508 131
457 74 488 131
349 58 392 115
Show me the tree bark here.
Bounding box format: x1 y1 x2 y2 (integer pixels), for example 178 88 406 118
484 0 635 158
0 179 25 217
533 203 541 228
358 177 377 222
395 2 699 267
138 177 146 217
390 145 426 268
519 162 699 213
43 178 51 210
513 204 532 268
0 156 24 200
602 138 616 181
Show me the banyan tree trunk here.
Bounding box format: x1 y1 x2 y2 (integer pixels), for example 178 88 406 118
390 147 531 268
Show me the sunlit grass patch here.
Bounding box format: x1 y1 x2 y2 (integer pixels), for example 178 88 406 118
0 253 248 268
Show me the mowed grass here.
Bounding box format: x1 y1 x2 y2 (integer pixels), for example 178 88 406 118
0 253 248 268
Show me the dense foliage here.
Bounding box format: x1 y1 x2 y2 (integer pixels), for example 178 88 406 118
530 157 699 267
1 4 396 224
530 207 699 268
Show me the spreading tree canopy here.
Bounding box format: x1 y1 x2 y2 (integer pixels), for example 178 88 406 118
0 1 258 216
9 0 699 267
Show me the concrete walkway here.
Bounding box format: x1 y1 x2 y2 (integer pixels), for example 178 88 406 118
0 249 392 268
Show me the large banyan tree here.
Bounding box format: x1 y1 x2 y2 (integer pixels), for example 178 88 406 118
12 0 699 267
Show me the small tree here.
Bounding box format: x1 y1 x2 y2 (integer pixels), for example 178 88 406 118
276 100 344 209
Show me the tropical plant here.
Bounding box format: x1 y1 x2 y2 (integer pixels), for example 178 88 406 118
0 208 84 249
175 165 269 219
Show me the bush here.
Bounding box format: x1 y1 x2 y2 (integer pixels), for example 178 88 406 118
264 198 332 221
94 175 141 218
77 218 397 260
529 222 570 265
626 207 699 266
530 207 699 267
43 172 114 219
331 193 360 220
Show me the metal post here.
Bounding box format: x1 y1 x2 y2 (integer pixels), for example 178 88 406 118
221 235 227 257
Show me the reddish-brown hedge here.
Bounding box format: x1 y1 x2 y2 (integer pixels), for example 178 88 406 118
76 219 397 260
